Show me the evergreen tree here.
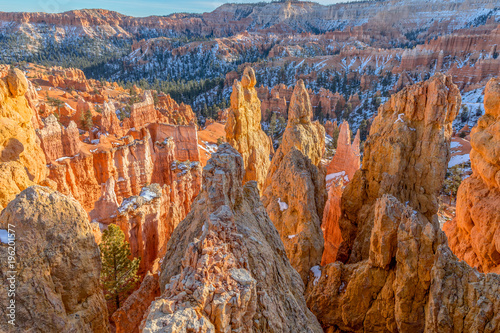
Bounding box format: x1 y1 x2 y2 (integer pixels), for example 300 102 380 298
99 224 140 313
47 97 65 118
442 164 464 205
268 112 277 140
81 109 93 131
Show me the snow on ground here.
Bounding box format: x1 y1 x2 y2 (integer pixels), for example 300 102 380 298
448 154 470 168
55 156 72 162
326 171 345 182
311 265 322 285
140 187 160 202
450 141 462 149
278 197 288 211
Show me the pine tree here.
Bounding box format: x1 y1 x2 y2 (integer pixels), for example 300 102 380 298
99 224 140 313
80 109 93 131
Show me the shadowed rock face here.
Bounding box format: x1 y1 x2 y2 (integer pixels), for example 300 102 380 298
225 66 271 193
0 186 109 333
305 74 500 333
262 79 326 284
444 77 500 273
322 122 361 265
141 143 322 333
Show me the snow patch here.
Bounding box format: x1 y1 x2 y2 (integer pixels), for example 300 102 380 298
395 113 405 123
326 171 345 182
288 234 297 239
277 198 288 211
311 265 322 285
140 187 159 202
55 156 71 162
448 154 470 168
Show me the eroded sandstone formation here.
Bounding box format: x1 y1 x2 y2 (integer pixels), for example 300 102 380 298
444 77 500 273
141 144 322 332
0 186 109 332
321 121 361 265
112 260 161 333
304 74 500 333
326 121 360 184
225 67 271 192
0 68 47 210
337 73 460 263
262 79 326 283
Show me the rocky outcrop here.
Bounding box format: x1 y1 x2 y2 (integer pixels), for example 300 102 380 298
257 84 342 121
89 177 120 224
262 80 326 283
326 121 360 184
303 74 500 333
337 73 460 263
0 186 108 332
444 77 500 273
0 68 47 210
141 144 322 332
225 67 271 192
321 122 361 265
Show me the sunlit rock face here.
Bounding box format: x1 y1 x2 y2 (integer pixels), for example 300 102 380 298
444 77 500 273
305 74 500 333
141 144 322 333
262 79 327 284
225 66 271 193
0 186 109 333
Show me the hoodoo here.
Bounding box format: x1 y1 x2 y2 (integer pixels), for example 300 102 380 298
141 144 322 332
444 77 500 273
305 74 500 332
261 79 327 283
0 186 109 332
225 66 272 193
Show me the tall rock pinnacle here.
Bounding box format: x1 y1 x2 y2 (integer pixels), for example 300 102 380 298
337 72 461 263
225 66 272 193
0 186 109 332
306 74 500 333
444 77 500 273
141 144 322 332
262 79 327 283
